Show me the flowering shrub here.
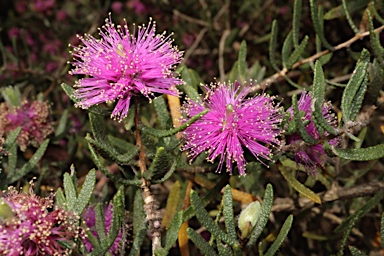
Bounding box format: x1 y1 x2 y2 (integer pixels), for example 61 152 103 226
0 1 384 255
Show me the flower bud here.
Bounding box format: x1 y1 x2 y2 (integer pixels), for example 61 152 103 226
238 201 261 239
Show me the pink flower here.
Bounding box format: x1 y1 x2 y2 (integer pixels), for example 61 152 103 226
82 204 123 255
0 100 53 151
181 82 283 175
286 92 338 172
69 15 183 121
0 186 82 256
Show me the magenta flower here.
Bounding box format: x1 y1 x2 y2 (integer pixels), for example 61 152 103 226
82 204 123 255
0 186 82 256
181 82 283 175
0 100 53 151
69 15 183 121
286 92 338 172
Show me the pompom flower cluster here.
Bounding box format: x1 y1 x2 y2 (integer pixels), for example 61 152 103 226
181 82 283 175
0 186 82 256
69 15 183 121
82 204 123 255
0 100 53 151
286 92 338 172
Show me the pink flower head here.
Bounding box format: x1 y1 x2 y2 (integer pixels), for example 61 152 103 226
82 204 122 255
0 186 82 256
69 15 183 121
181 82 283 175
0 100 53 151
286 92 338 172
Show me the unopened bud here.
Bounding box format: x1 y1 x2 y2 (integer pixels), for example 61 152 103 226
238 201 261 239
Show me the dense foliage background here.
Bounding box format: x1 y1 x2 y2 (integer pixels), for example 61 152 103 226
0 0 384 255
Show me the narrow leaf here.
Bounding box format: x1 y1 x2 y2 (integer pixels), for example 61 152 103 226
341 49 370 122
187 227 219 256
280 166 322 204
153 96 171 129
190 190 236 246
349 246 367 256
5 139 49 185
222 185 237 242
164 211 183 251
95 203 107 242
217 240 233 256
327 143 384 161
247 184 274 248
129 190 148 256
269 20 279 71
55 109 68 139
286 35 309 69
349 75 368 121
140 109 208 138
63 172 77 210
238 40 247 83
74 169 96 215
264 215 293 256
312 61 338 135
3 127 21 150
368 10 384 69
145 147 172 181
309 0 334 50
282 31 293 69
292 0 302 48
342 0 359 33
55 188 66 207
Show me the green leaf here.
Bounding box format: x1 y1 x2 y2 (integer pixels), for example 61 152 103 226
4 139 49 185
238 40 247 83
74 169 96 215
292 94 317 144
264 215 293 256
368 10 384 69
1 86 21 107
187 227 219 256
335 192 383 233
326 143 384 161
153 96 172 129
129 190 148 256
145 147 172 181
3 127 21 150
222 185 237 243
6 143 17 178
341 49 370 122
292 0 302 48
312 61 338 135
279 166 322 204
87 143 142 186
108 187 125 245
324 0 369 20
282 30 293 69
95 203 107 242
63 171 77 210
247 184 274 248
349 75 368 121
181 68 203 103
349 246 367 256
286 35 309 69
61 83 110 116
55 188 66 207
217 240 233 256
190 190 237 246
55 109 68 139
269 20 279 71
140 109 208 138
309 0 334 51
182 176 229 222
163 211 183 251
342 0 359 33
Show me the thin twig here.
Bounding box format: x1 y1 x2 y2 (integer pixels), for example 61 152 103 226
135 100 162 255
218 29 231 82
252 25 384 92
